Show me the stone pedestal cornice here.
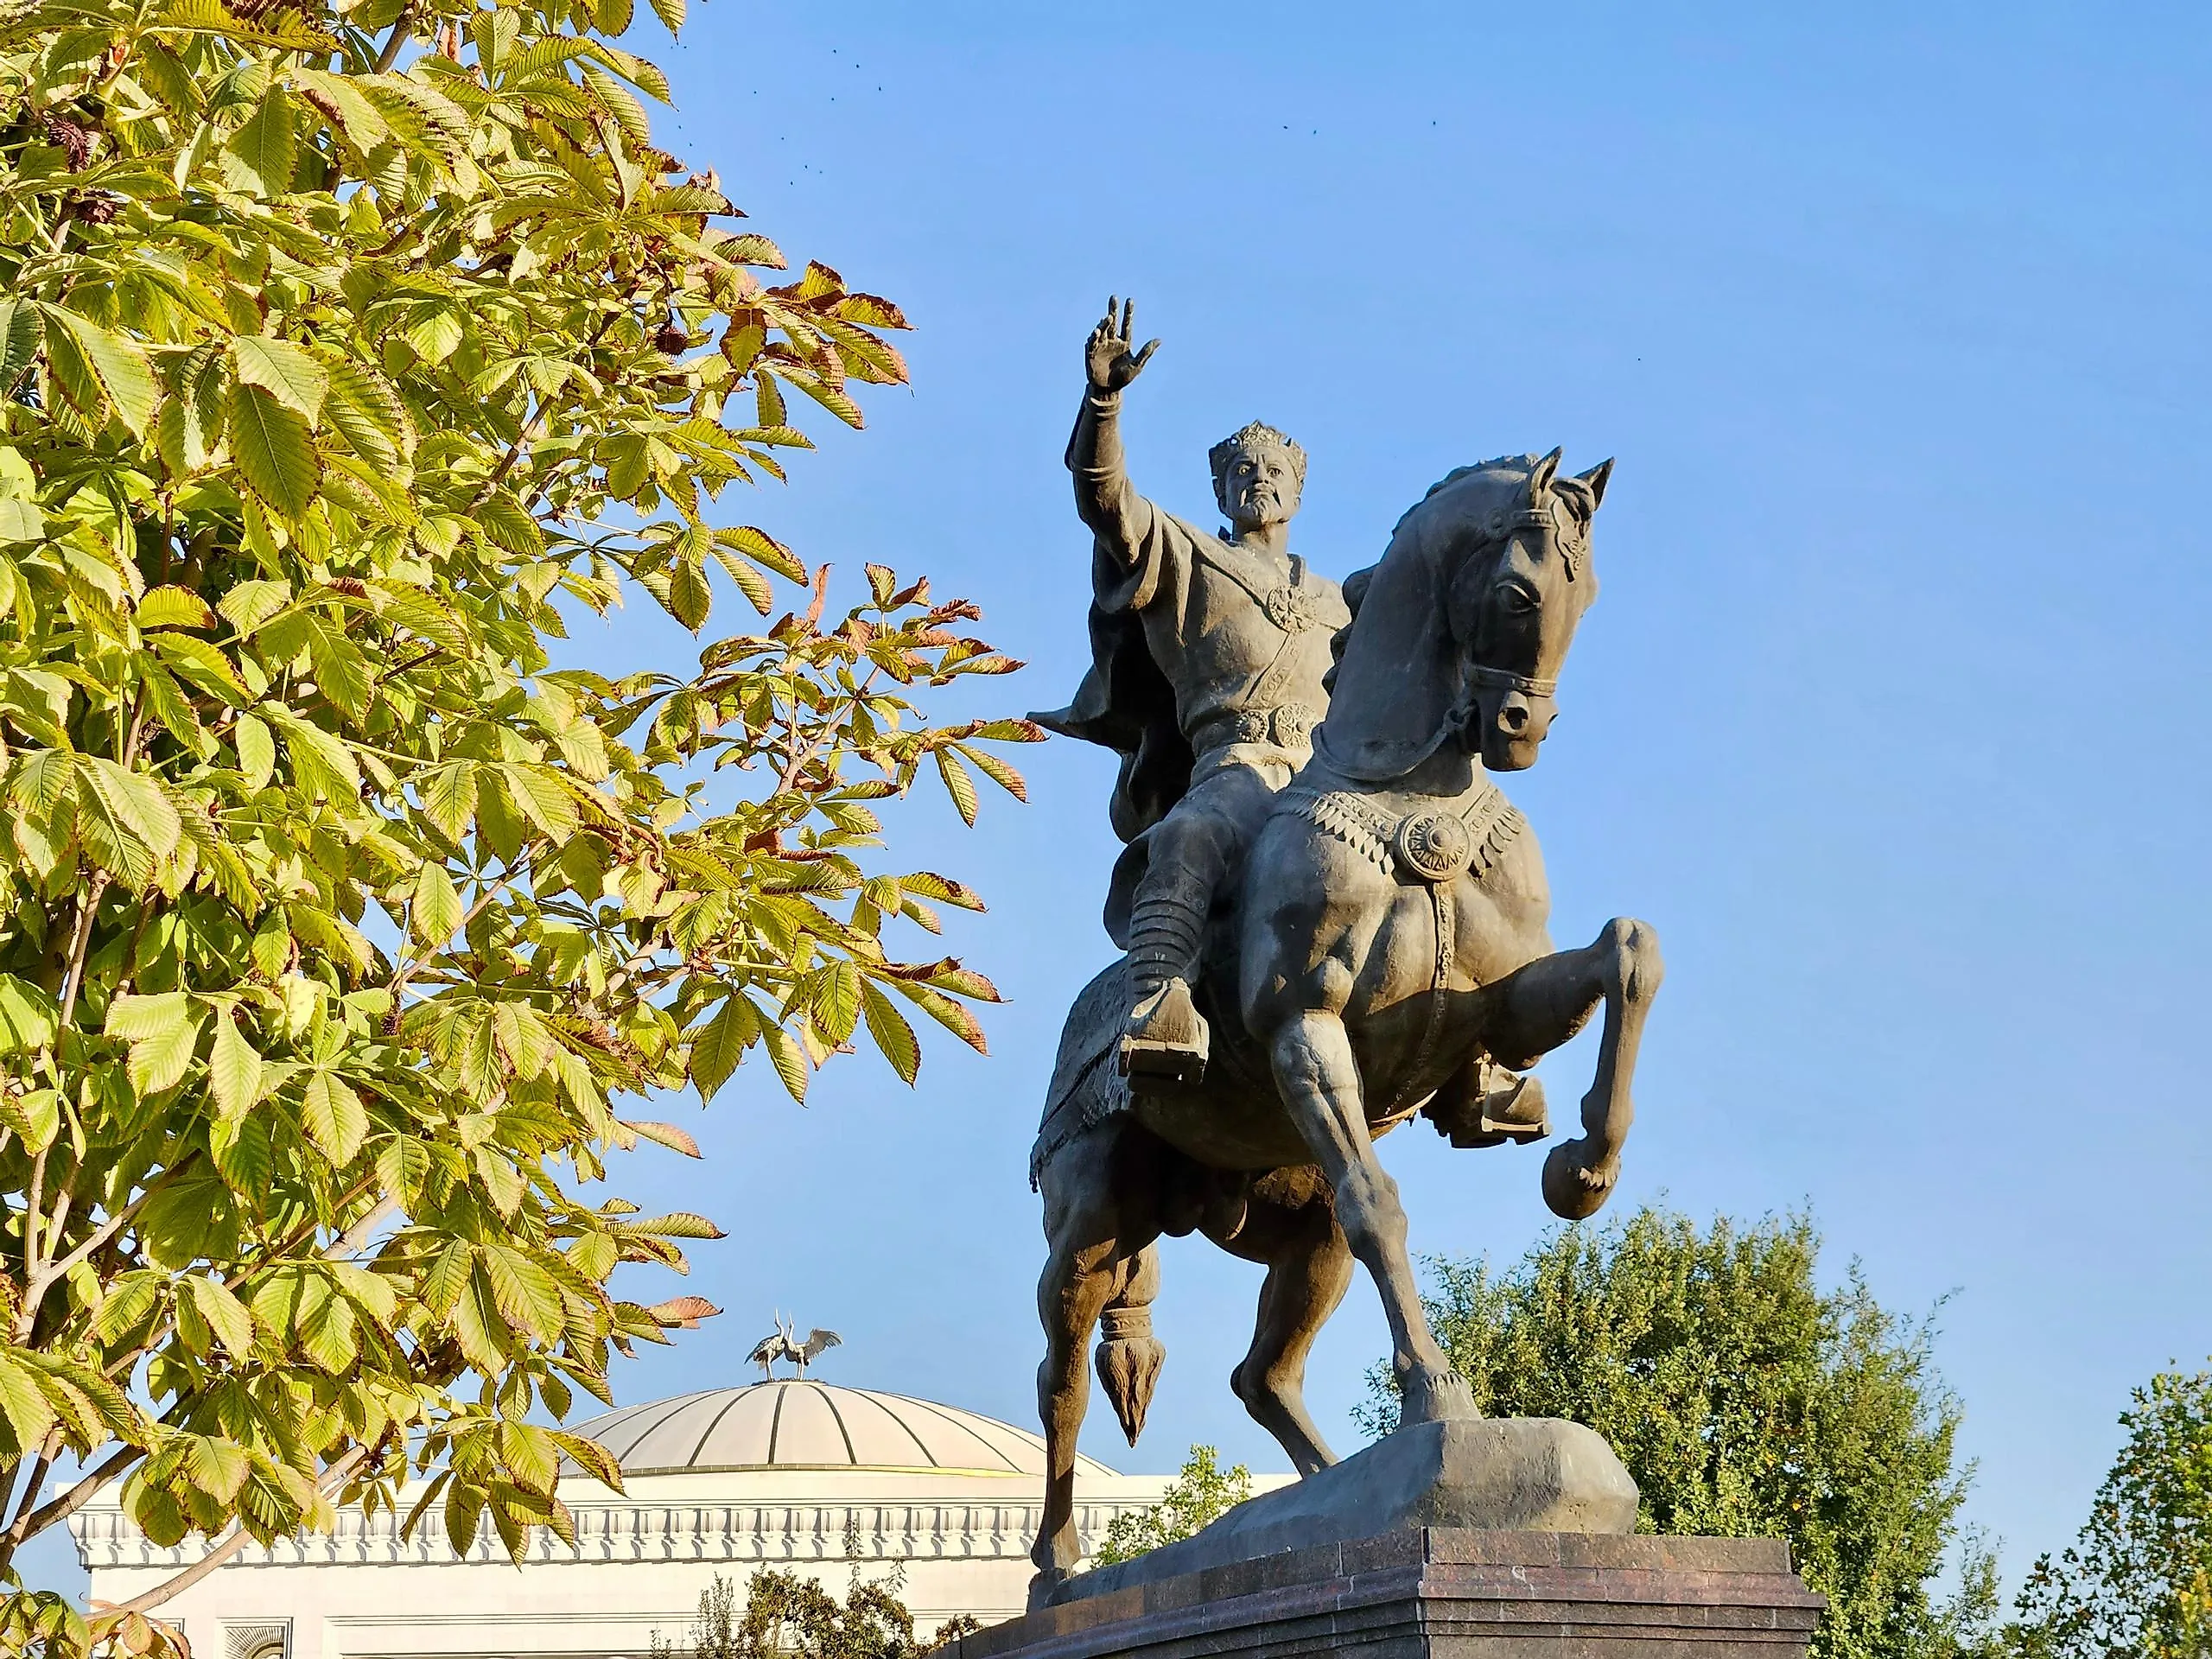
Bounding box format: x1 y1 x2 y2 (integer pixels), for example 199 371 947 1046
956 1529 1825 1659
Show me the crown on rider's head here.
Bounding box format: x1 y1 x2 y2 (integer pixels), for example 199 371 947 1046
1210 421 1307 489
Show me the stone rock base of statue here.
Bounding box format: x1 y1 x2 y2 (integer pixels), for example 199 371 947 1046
960 1530 1821 1659
954 1421 1821 1659
1047 1418 1642 1603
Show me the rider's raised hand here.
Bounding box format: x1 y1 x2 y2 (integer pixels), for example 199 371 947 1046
1086 296 1160 394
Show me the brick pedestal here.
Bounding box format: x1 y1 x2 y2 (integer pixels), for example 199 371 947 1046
950 1529 1822 1659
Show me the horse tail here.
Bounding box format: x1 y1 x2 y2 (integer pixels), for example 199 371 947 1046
1094 1243 1165 1446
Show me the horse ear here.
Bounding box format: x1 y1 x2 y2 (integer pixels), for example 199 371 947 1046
1573 457 1614 510
1529 447 1563 503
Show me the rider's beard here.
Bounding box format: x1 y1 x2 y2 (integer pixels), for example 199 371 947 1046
1237 486 1293 529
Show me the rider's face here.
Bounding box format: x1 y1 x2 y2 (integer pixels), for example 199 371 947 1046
1216 444 1301 532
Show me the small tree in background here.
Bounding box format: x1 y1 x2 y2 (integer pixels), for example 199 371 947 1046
650 1566 979 1659
1360 1207 1995 1659
2006 1362 2212 1659
1093 1443 1252 1567
0 0 1039 1646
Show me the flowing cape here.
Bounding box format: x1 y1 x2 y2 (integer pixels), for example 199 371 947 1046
1030 539 1194 847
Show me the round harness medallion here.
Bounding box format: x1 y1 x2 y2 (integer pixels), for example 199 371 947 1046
1393 810 1474 883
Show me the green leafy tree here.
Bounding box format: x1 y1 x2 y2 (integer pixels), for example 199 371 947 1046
1094 1442 1253 1567
2006 1362 2212 1659
650 1566 980 1659
1359 1207 1993 1659
0 0 1040 1646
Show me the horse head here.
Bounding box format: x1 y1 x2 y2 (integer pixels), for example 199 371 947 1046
1317 450 1612 785
1448 448 1611 771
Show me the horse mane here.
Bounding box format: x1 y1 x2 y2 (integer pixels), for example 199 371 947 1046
1388 454 1540 539
1332 454 1541 670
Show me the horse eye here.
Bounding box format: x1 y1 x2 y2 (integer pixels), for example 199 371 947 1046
1497 582 1538 613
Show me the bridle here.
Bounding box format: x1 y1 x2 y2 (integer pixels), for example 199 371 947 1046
1465 663 1558 698
1459 495 1585 703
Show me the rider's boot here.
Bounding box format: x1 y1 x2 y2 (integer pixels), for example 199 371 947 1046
1422 1055 1550 1147
1118 869 1212 1086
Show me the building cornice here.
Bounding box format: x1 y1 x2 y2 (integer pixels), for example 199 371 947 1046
73 1496 1154 1573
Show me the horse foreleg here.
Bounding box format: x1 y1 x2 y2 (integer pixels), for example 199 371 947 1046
1479 917 1663 1220
1267 1011 1474 1423
1219 1185 1352 1473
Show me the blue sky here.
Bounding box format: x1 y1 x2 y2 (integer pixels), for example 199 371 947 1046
25 0 2212 1607
580 0 2209 1592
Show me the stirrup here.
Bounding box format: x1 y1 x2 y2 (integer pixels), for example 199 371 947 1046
1118 976 1210 1087
1427 1069 1550 1147
1473 1072 1550 1146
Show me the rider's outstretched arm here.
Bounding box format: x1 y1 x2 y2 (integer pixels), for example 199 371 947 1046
1067 387 1151 569
1066 297 1161 572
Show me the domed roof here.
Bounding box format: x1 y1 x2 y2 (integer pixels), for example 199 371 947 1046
569 1380 1116 1478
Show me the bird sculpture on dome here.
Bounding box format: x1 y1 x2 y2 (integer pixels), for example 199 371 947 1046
747 1315 842 1379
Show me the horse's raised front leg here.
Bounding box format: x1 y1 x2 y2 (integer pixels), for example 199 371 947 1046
1216 1177 1352 1474
1031 1130 1156 1602
1266 1011 1476 1423
1479 917 1663 1220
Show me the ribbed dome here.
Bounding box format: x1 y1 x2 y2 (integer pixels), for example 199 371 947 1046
569 1381 1116 1478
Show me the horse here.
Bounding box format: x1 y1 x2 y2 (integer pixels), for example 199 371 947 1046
1024 448 1662 1599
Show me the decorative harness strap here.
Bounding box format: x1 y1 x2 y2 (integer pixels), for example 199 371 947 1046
1276 781 1528 1116
1277 782 1525 887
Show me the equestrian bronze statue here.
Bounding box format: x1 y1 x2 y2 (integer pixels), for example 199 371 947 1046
1026 300 1661 1599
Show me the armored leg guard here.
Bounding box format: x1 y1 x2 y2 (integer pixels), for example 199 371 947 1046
1119 869 1213 1086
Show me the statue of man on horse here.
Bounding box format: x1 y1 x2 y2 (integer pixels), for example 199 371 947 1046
1024 299 1662 1604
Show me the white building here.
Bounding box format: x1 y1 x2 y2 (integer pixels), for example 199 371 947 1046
71 1379 1256 1659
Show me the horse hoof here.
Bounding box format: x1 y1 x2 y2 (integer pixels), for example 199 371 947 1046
1402 1369 1478 1425
1542 1139 1615 1220
1027 1567 1069 1611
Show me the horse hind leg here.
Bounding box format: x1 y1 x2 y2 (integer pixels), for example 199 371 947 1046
1032 1128 1157 1599
1218 1176 1353 1475
1094 1243 1164 1446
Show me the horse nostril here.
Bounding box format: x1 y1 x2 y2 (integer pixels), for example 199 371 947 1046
1498 703 1530 733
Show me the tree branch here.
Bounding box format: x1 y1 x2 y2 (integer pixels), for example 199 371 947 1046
371 12 413 73
30 1158 191 1306
99 1446 373 1618
1 1440 143 1554
386 848 537 1001
0 1424 63 1548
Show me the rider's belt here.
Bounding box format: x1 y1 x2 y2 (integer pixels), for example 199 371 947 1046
1278 782 1526 887
1193 701 1320 753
